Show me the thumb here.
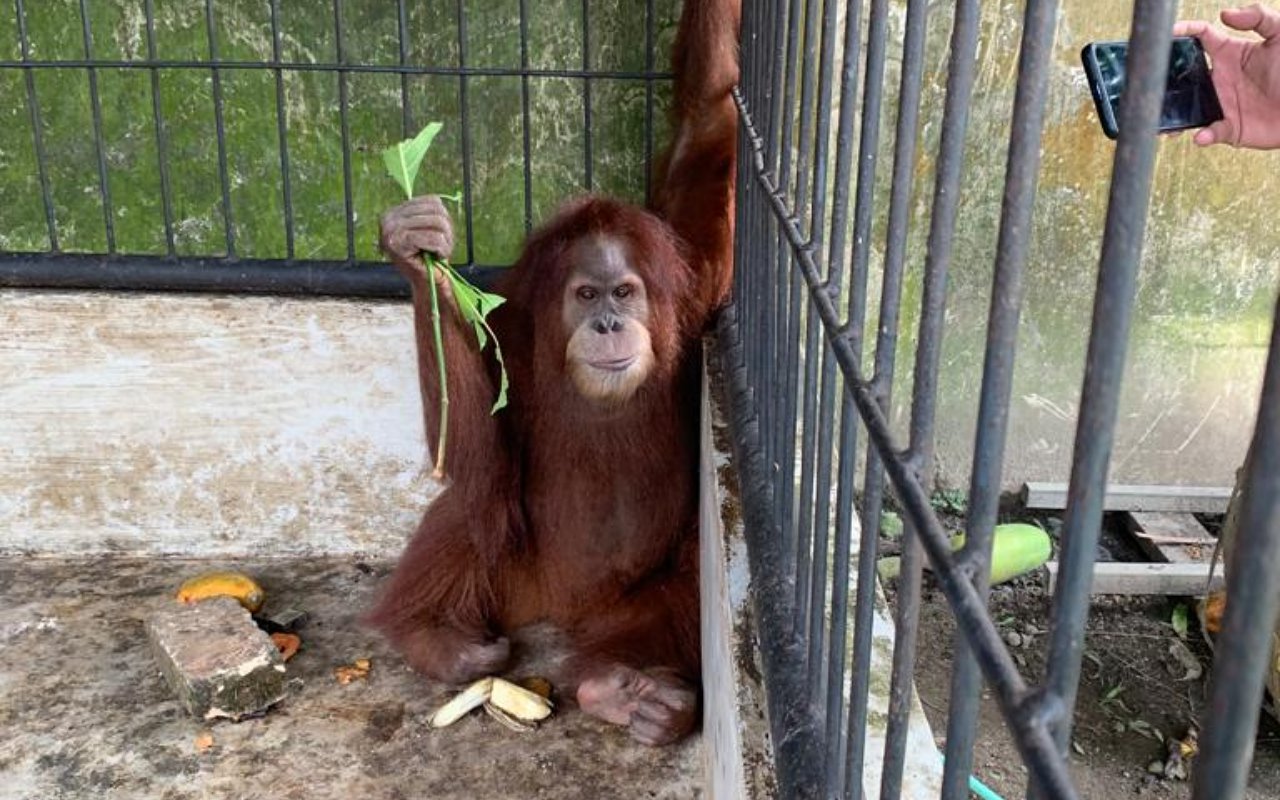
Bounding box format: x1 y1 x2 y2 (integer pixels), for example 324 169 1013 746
1221 4 1280 39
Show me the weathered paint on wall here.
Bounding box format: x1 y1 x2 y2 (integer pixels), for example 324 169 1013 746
0 290 437 556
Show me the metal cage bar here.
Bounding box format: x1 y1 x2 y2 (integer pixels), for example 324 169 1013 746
716 0 1276 798
334 0 356 262
143 0 176 256
0 3 672 297
78 0 115 254
271 0 297 260
14 0 57 252
207 0 237 258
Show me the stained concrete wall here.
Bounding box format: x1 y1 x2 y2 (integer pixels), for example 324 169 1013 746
0 290 435 556
875 0 1278 489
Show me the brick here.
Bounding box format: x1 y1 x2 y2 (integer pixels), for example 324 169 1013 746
147 596 288 720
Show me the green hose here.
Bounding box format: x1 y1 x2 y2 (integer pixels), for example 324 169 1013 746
939 755 1007 800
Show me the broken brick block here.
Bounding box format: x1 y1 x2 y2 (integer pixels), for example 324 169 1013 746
147 596 288 720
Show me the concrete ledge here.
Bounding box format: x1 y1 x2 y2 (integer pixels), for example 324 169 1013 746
700 357 777 799
699 350 944 799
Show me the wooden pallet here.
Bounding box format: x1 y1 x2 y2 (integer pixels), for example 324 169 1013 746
1026 482 1228 596
1124 510 1217 563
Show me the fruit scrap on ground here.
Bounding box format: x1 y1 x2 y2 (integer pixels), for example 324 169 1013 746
335 658 372 685
270 632 301 662
175 571 266 613
1199 590 1226 636
430 676 554 731
194 731 215 753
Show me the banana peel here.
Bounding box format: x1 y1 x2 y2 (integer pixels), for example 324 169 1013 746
430 676 554 730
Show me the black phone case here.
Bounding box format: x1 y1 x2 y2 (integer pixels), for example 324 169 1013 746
1081 43 1121 140
1080 38 1223 141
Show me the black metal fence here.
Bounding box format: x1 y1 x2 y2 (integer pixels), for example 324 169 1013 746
719 0 1280 797
0 0 673 296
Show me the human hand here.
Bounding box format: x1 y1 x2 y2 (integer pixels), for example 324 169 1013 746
1175 4 1280 149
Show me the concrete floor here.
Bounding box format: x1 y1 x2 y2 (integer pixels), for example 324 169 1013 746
0 557 701 800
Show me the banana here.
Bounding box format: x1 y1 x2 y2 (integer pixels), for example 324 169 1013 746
430 677 494 728
429 676 554 730
175 571 266 613
489 677 553 722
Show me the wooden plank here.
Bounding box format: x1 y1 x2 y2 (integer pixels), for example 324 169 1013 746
1022 482 1231 514
1046 561 1225 596
1125 511 1216 563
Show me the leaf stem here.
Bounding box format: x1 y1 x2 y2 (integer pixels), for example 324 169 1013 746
426 258 450 480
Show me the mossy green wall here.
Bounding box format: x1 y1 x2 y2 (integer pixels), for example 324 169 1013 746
0 0 676 264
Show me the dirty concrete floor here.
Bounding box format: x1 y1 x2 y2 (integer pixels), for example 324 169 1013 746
0 557 701 800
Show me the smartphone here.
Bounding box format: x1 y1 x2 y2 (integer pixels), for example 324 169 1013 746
1080 36 1223 140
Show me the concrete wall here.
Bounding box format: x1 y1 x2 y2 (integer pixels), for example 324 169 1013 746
0 290 435 556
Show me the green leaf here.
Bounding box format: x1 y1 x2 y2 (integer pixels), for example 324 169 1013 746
382 122 443 199
1171 604 1189 638
381 122 509 419
438 262 509 413
489 333 509 413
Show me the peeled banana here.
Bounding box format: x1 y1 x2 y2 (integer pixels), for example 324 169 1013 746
430 677 494 728
489 677 553 722
429 676 554 730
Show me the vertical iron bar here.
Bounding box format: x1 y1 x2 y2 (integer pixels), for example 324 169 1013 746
333 0 354 262
1192 295 1280 799
143 0 175 255
893 2 978 798
1034 4 1174 796
79 0 115 252
206 0 236 257
643 0 655 206
821 0 865 791
876 0 931 793
456 0 475 264
774 0 802 541
803 0 848 701
951 5 1059 779
784 266 805 580
841 0 892 795
518 0 533 231
16 0 58 251
269 0 295 260
766 0 783 467
760 0 790 492
397 0 412 138
823 0 861 299
581 0 593 191
792 0 823 651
